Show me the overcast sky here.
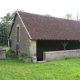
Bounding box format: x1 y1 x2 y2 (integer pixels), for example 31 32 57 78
0 0 80 19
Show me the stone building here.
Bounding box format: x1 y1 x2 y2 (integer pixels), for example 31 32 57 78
9 11 80 61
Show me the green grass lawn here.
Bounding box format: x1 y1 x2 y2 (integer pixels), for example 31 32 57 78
0 59 80 80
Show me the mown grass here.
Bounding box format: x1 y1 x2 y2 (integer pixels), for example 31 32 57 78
0 58 80 80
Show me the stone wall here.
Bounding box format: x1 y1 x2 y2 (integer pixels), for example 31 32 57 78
10 14 30 56
43 49 80 61
0 48 6 59
29 40 36 56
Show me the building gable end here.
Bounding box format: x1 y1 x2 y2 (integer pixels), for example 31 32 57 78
17 11 32 39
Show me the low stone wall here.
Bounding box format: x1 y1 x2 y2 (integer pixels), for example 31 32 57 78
0 48 6 59
43 49 80 61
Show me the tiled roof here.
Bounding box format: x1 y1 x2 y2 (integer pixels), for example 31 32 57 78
18 11 80 40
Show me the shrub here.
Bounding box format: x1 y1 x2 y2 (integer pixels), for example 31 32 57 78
20 53 30 58
6 48 14 57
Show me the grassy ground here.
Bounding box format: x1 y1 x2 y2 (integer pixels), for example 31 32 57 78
0 58 80 80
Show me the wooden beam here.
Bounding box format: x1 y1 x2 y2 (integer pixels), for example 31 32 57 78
60 41 68 50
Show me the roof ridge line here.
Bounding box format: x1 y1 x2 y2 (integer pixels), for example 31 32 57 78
17 11 32 39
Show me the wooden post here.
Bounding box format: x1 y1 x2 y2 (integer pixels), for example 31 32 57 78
60 41 68 50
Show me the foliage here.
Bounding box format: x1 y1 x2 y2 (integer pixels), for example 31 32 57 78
0 58 80 80
20 53 30 58
0 12 15 45
1 45 8 48
5 47 14 57
45 14 52 17
65 13 72 19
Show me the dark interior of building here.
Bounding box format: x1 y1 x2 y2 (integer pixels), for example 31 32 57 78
37 40 80 61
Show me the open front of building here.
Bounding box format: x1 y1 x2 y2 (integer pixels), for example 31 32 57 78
36 40 80 61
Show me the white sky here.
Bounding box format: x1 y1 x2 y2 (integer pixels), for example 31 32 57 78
0 0 80 19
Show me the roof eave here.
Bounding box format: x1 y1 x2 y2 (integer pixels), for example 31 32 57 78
9 12 17 38
17 11 32 39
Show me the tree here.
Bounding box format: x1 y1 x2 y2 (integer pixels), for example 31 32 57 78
76 13 80 21
45 14 52 17
0 12 15 45
65 13 72 19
